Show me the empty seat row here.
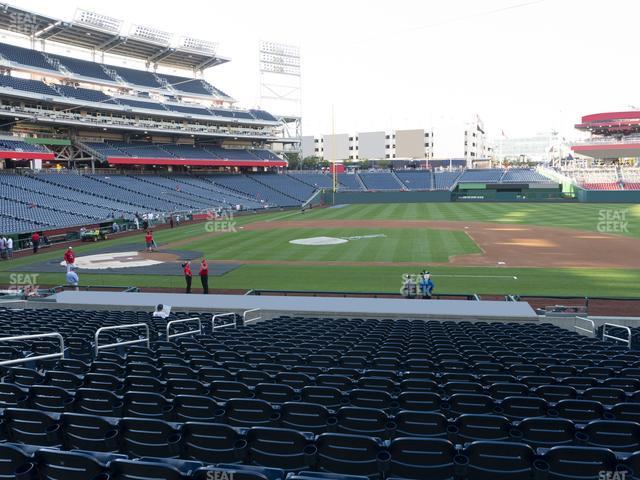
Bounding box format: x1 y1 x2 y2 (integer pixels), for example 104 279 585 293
3 418 640 480
4 380 640 436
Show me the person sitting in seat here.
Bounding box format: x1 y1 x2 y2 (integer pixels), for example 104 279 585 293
152 304 171 319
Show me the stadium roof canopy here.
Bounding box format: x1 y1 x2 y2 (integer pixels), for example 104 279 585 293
0 3 229 71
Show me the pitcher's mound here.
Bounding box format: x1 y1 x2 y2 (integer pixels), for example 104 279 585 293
289 236 348 246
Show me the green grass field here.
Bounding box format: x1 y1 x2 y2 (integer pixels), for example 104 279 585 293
288 203 640 238
1 202 639 297
189 227 479 263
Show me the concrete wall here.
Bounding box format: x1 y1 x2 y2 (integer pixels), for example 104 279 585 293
395 129 426 159
357 131 386 160
322 134 350 161
301 136 316 158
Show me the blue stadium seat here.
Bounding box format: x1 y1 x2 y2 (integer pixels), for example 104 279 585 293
459 441 535 480
543 446 619 480
394 411 449 438
119 418 182 458
388 438 456 480
315 433 384 479
452 414 511 443
182 422 245 463
60 413 120 452
34 448 115 480
4 408 63 447
247 427 315 471
224 398 280 428
281 402 335 434
513 417 575 448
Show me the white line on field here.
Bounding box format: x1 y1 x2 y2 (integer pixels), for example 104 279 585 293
436 274 519 279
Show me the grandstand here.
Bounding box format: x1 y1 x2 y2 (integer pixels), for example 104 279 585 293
621 168 640 190
0 296 638 480
0 167 566 234
0 19 289 170
358 172 404 191
395 170 432 190
573 110 640 161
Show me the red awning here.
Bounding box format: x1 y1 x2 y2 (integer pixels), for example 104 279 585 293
0 151 55 160
571 143 640 158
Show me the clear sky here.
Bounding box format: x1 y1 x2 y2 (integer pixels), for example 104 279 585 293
15 0 640 156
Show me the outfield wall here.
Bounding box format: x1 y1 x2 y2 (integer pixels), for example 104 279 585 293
321 190 452 204
575 187 640 203
320 188 640 205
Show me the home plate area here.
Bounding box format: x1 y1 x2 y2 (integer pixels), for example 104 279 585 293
18 244 240 276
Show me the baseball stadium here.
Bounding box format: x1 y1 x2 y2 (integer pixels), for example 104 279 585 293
0 2 639 480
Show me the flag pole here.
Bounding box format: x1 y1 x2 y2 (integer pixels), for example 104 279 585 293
332 104 337 204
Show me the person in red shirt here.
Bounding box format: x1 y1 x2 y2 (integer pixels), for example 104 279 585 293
182 261 192 294
145 231 154 252
63 246 75 266
199 258 209 294
32 232 40 254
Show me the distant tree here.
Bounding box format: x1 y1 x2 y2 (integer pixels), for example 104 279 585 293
377 159 391 170
286 152 301 170
302 156 321 170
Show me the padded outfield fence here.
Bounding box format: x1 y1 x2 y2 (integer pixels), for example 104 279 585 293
320 186 640 204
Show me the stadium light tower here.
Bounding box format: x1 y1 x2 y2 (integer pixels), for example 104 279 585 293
258 41 302 161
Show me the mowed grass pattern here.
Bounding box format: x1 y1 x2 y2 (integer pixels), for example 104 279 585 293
294 203 640 238
2 203 640 296
188 227 480 262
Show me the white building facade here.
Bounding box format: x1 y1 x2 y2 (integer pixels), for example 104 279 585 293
492 131 569 164
301 129 434 161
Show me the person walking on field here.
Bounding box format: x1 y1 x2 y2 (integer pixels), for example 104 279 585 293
182 261 192 294
199 258 209 294
145 231 155 252
6 237 12 258
63 246 76 268
66 266 79 291
32 232 40 254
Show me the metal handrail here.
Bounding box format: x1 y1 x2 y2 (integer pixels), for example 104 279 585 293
243 308 262 326
95 323 150 357
575 316 595 337
166 317 202 341
603 323 632 348
0 332 64 367
212 312 237 331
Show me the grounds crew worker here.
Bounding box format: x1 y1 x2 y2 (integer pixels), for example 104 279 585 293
199 258 209 294
182 261 192 294
64 246 76 268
